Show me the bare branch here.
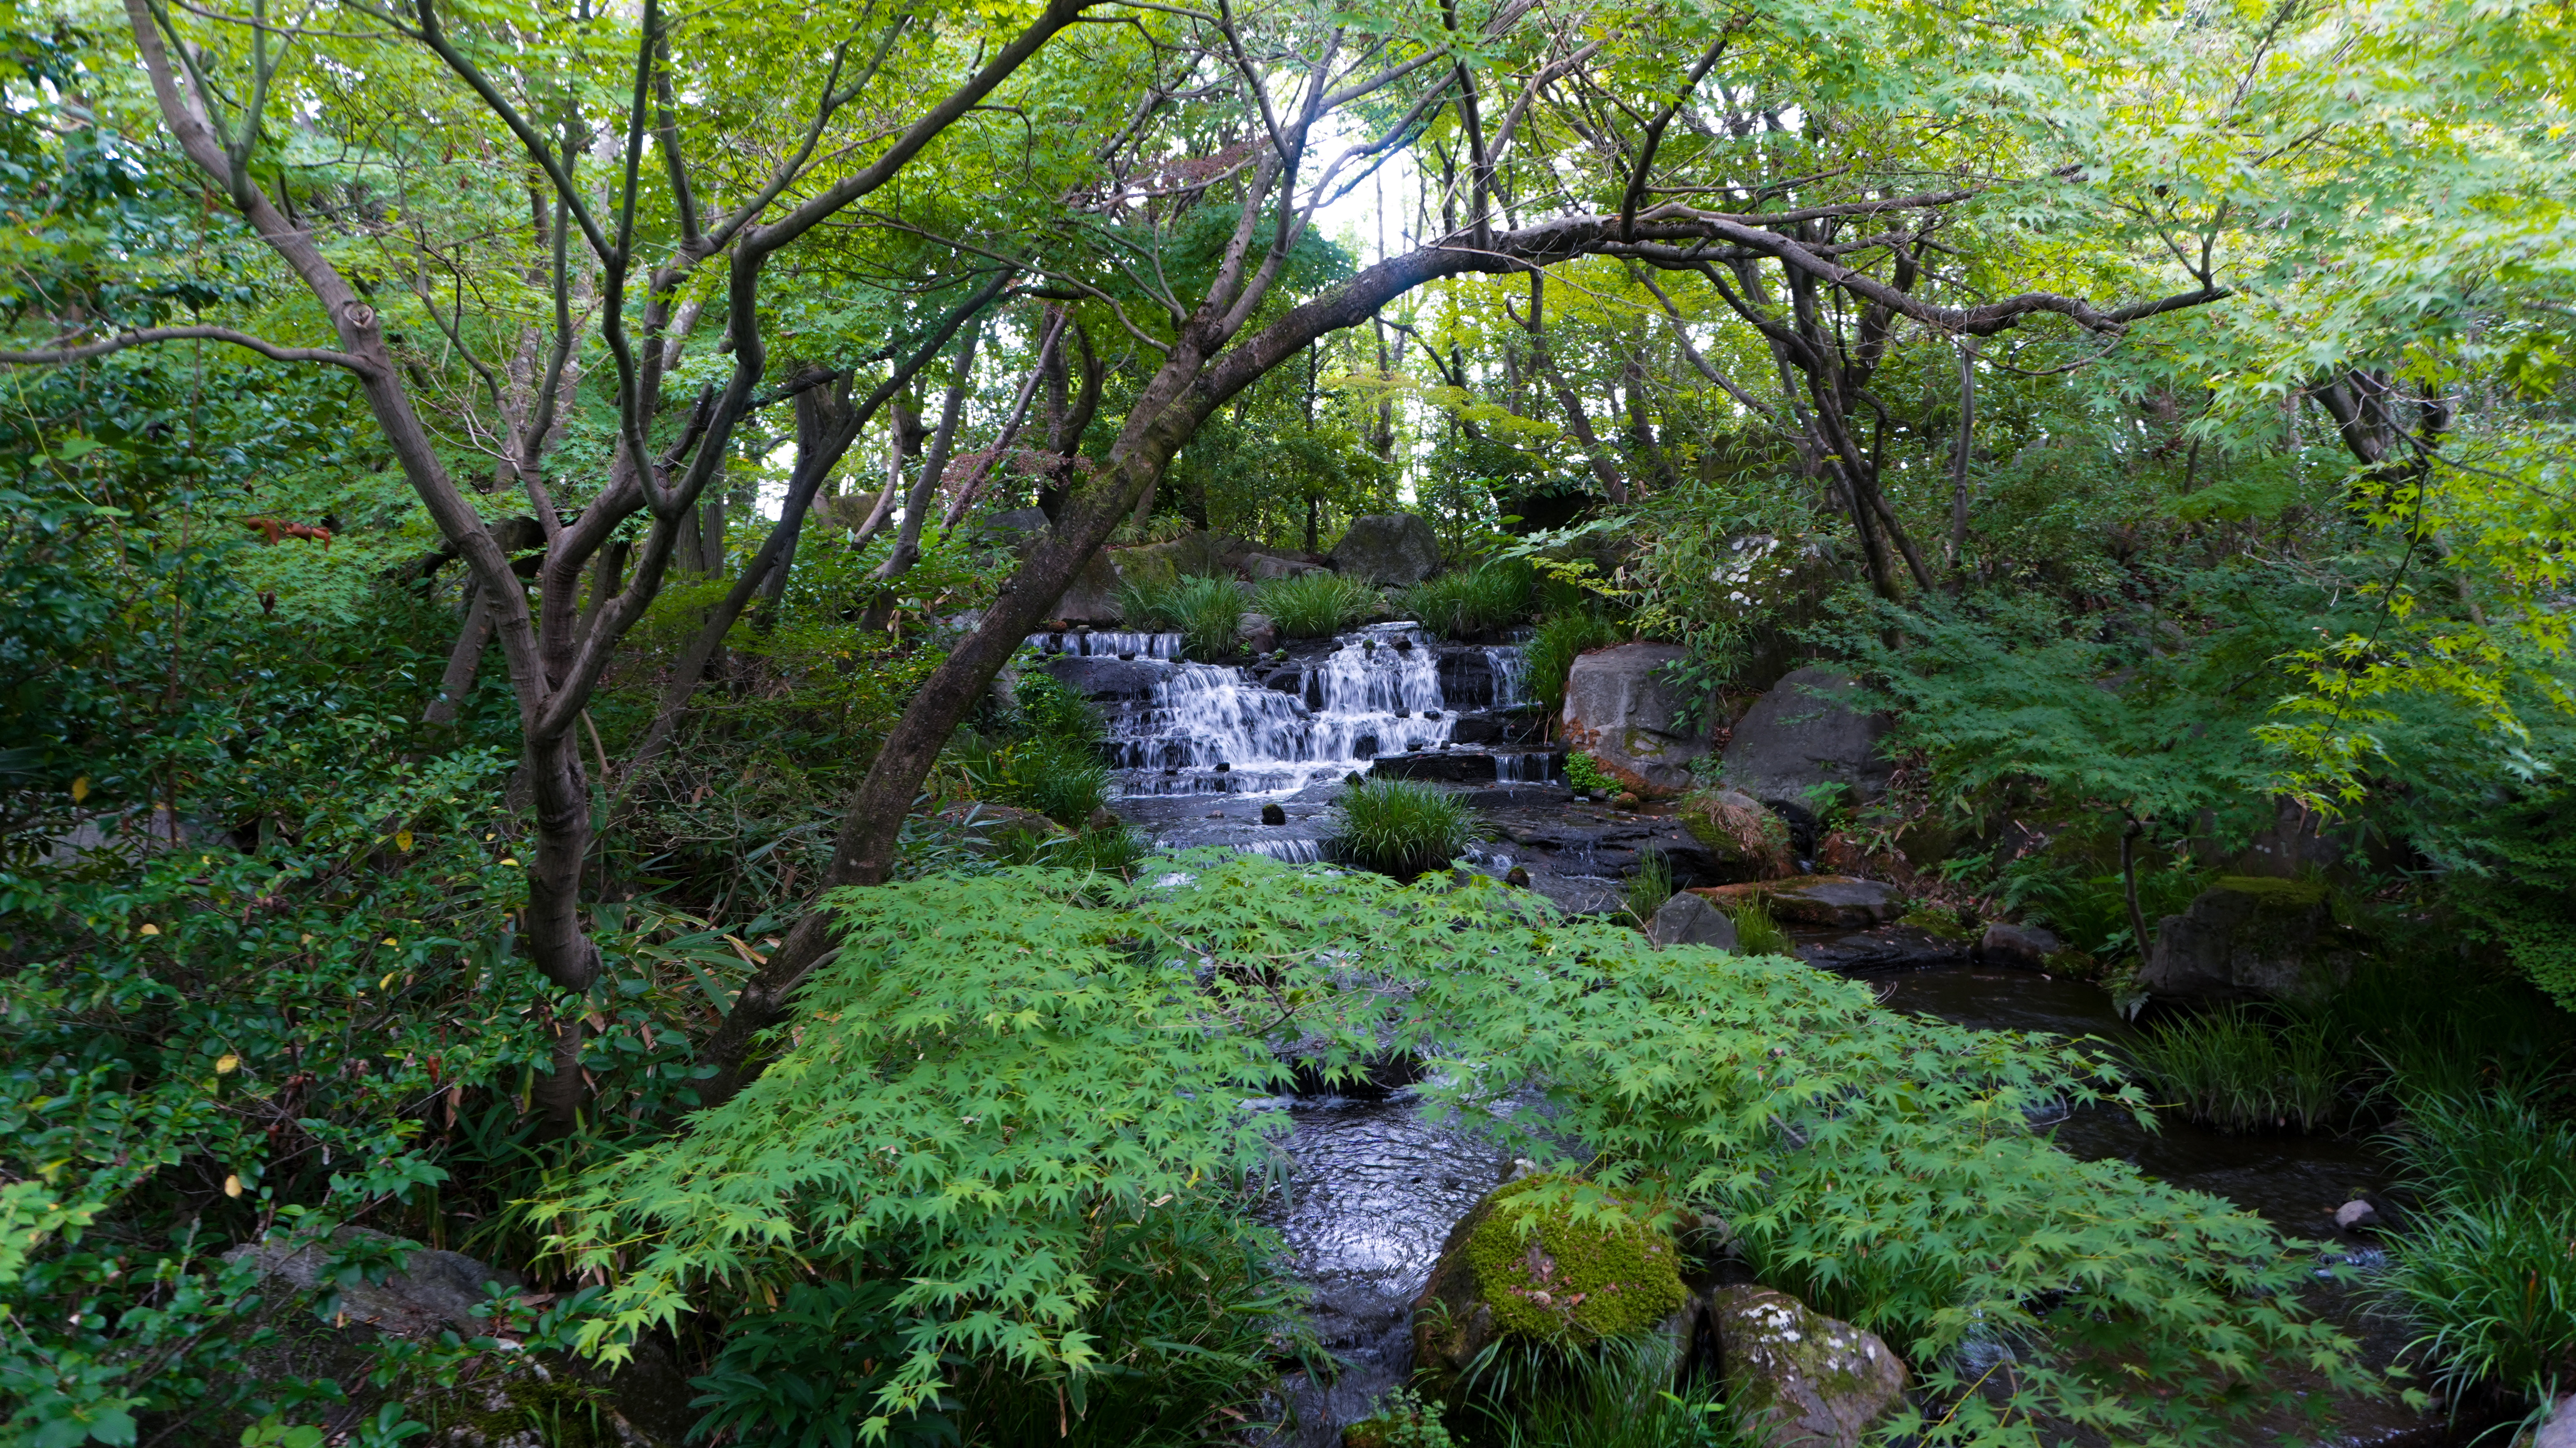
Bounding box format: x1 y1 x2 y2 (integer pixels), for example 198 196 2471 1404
0 324 370 371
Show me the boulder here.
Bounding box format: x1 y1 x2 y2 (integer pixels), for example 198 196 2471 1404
1718 667 1893 809
1041 654 1166 701
1115 528 1250 580
1979 922 2061 970
1328 514 1443 585
1412 1175 1692 1397
1242 552 1323 581
1705 1285 1907 1448
972 505 1052 552
2139 876 2358 1000
1559 643 1712 795
1690 875 1902 929
1675 787 1796 882
1238 611 1280 656
1649 891 1739 950
1048 549 1125 623
932 802 1068 845
1373 750 1499 784
227 1229 523 1340
2534 1394 2576 1448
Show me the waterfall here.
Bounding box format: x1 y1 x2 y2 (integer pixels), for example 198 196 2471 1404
1024 629 1183 660
1495 752 1557 783
1484 645 1528 710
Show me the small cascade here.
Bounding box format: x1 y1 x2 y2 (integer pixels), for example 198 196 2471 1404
1025 629 1182 660
1495 752 1557 783
1484 645 1529 710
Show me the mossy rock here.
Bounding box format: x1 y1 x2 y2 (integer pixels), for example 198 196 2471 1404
1706 1285 1907 1448
1410 1175 1690 1396
1676 787 1794 881
1897 906 1972 942
2212 874 2331 907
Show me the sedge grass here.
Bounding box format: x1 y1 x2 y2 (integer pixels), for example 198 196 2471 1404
1402 560 1538 640
1729 891 1793 957
1329 776 1481 880
2122 1005 2345 1134
1255 569 1381 638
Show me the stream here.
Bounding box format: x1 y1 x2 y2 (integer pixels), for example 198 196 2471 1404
1055 629 2440 1448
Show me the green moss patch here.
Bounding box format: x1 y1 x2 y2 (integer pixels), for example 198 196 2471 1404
2213 875 2330 907
1458 1176 1689 1344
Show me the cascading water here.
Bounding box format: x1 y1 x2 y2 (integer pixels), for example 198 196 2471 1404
1103 623 1515 797
1025 629 1182 660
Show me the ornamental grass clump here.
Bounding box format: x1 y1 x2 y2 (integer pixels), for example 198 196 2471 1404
1117 570 1248 660
1526 611 1626 713
1728 891 1793 957
1401 559 1537 639
1328 776 1481 880
2123 1005 2345 1133
1255 569 1380 638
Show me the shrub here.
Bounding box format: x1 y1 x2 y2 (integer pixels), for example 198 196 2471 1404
1402 560 1538 639
1013 665 1102 746
973 734 1112 827
1328 776 1482 879
1526 612 1626 715
1564 751 1618 796
1255 570 1381 638
2122 1005 2346 1134
547 855 2372 1442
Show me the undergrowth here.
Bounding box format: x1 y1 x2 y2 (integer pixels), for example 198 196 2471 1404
1403 560 1537 640
1328 776 1481 879
1525 613 1627 716
2124 1006 2345 1133
1116 572 1246 660
1256 570 1380 638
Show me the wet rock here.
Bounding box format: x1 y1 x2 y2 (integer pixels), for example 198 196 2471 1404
1718 667 1894 809
1978 921 2060 970
2335 1198 2379 1230
1448 714 1501 744
932 802 1067 846
1266 668 1304 693
1706 1285 1906 1448
1240 611 1280 655
1042 654 1166 700
1262 802 1288 825
2536 1394 2576 1448
1794 924 1972 973
1692 875 1902 929
1372 751 1497 784
1436 649 1495 708
1329 514 1443 586
2140 876 2359 1000
1675 787 1796 882
1506 866 1531 887
1412 1176 1691 1398
1559 643 1713 795
1649 891 1739 950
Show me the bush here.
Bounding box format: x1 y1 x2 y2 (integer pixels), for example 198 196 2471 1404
1401 560 1537 640
2122 1005 2346 1134
1254 570 1381 638
1525 613 1626 715
1328 776 1481 879
1013 665 1102 746
1565 751 1618 796
1117 571 1246 661
2370 1091 2576 1406
973 734 1112 827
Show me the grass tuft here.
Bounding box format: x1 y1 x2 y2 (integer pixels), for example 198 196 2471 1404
2123 1005 2345 1134
1402 559 1538 639
1254 569 1381 639
1625 847 1674 927
1117 570 1246 660
1525 611 1627 714
1729 891 1793 956
1328 776 1481 880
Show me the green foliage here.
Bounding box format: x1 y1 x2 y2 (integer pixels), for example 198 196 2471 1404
1461 1176 1689 1343
969 734 1112 829
1564 752 1617 797
1345 1387 1456 1448
1402 560 1538 640
1114 572 1246 661
550 856 2371 1445
2123 1006 2346 1134
1624 848 1673 927
1727 894 1792 958
2369 1092 2576 1405
1328 777 1481 879
1254 569 1381 639
687 1277 954 1448
1524 614 1626 717
1011 666 1104 748
1479 1333 1747 1448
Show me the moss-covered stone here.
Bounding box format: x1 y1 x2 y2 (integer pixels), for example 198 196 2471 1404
1705 1285 1907 1448
1411 1175 1692 1397
1675 788 1794 881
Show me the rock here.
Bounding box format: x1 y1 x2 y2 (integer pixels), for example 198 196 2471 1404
2138 876 2358 1000
1086 806 1122 832
1717 667 1893 809
1436 648 1497 708
972 505 1052 552
226 1229 523 1340
1261 802 1287 825
2335 1199 2378 1230
1242 552 1323 581
1328 514 1443 585
1676 787 1796 882
1412 1176 1692 1397
1649 891 1740 950
1239 611 1280 655
1041 654 1167 700
1979 922 2061 970
1449 714 1501 745
1372 751 1498 784
1117 529 1251 581
1559 642 1712 795
1505 865 1531 887
1794 924 1972 973
1691 875 1902 929
1705 1285 1907 1448
933 802 1068 844
1047 548 1125 623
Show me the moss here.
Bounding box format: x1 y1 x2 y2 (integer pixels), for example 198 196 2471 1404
1677 790 1793 875
459 1375 618 1448
1457 1176 1689 1344
1899 907 1972 942
2213 875 2331 908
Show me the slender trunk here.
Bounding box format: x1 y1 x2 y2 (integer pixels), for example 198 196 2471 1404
1948 342 1975 572
2120 816 2155 967
863 327 981 628
425 586 494 725
521 727 600 1135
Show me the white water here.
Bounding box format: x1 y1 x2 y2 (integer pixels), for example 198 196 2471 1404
1025 629 1183 660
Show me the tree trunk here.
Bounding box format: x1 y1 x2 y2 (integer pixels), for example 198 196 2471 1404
424 586 494 725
